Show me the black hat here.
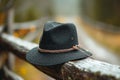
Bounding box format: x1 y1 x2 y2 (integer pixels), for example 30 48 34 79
26 21 92 66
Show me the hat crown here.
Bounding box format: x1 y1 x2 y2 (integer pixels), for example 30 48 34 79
26 21 92 66
39 22 78 50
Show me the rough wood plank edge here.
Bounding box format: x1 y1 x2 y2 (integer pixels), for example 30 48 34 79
62 58 120 80
0 33 120 80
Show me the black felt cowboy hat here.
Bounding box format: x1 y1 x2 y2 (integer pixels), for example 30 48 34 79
26 21 92 66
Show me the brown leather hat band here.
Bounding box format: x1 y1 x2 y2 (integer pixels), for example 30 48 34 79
38 45 80 53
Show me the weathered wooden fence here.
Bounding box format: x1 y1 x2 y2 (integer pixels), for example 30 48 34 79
0 0 120 79
0 33 120 80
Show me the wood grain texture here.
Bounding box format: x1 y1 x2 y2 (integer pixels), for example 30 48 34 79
62 58 120 80
0 33 120 80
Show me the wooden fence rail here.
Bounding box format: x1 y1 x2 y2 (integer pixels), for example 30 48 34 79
0 33 120 80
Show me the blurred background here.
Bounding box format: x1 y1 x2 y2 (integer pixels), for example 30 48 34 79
0 0 120 80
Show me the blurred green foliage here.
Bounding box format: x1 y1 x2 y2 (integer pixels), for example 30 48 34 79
14 0 53 22
81 0 120 26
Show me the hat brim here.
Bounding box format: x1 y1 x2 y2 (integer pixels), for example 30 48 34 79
26 47 92 66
